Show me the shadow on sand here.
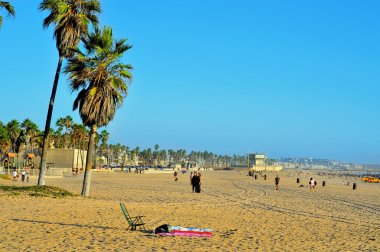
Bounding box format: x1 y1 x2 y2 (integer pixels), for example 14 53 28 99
12 218 119 230
12 218 155 235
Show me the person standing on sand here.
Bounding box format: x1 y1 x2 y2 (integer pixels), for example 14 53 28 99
309 178 316 191
21 170 26 182
275 175 280 190
174 170 178 181
192 172 201 193
12 170 18 181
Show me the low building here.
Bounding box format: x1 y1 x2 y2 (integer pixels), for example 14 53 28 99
249 153 282 172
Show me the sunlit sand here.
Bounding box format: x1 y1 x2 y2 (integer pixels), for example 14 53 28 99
1 170 379 251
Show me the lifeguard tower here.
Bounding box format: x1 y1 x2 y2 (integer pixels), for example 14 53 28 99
249 153 282 172
249 154 266 167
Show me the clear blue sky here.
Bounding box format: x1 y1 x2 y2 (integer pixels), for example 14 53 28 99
0 0 379 164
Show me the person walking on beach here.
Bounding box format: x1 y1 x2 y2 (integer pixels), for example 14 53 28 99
21 170 26 182
174 170 178 181
275 175 280 190
191 172 201 193
12 170 18 181
26 172 30 183
309 178 316 191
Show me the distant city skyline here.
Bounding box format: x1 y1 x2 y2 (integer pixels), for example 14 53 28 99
0 1 379 164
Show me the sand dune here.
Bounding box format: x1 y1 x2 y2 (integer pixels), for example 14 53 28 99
0 170 379 251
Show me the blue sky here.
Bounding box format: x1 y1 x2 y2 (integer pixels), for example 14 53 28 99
0 0 379 164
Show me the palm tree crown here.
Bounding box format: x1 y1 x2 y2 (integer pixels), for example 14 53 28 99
65 26 133 127
40 0 101 57
0 1 15 28
65 26 132 196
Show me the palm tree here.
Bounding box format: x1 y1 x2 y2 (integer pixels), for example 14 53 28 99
0 121 10 159
99 129 109 165
6 119 20 154
153 144 159 165
56 115 73 148
65 26 133 196
38 0 101 186
0 1 15 28
72 123 87 170
21 119 40 164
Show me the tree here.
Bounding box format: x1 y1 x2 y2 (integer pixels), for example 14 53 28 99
153 144 159 164
6 119 20 154
0 121 10 159
0 1 15 28
21 118 40 154
56 115 73 148
99 129 109 165
38 0 101 186
65 26 132 196
72 123 88 170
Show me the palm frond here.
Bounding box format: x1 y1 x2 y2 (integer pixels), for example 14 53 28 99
0 1 15 16
40 0 101 57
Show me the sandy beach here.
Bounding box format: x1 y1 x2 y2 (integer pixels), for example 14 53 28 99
0 170 379 251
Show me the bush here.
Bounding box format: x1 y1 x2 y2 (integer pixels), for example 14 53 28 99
0 185 76 198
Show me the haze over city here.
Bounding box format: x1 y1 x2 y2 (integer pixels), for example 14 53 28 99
0 0 379 164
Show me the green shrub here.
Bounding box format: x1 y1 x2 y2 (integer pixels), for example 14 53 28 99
0 185 76 198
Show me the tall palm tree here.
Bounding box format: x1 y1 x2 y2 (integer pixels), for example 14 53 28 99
72 123 87 170
55 117 65 147
0 121 10 159
21 118 40 155
99 129 109 165
56 115 73 148
0 1 15 28
38 0 101 185
65 26 133 196
6 119 20 154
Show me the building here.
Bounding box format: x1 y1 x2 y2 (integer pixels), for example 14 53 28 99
249 153 282 172
249 154 266 166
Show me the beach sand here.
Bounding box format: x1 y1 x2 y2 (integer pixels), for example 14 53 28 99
0 170 379 251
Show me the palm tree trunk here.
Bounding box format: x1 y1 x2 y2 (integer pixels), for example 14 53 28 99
81 125 97 197
38 56 64 186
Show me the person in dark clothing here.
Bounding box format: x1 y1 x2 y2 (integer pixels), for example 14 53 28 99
191 172 201 193
275 175 280 190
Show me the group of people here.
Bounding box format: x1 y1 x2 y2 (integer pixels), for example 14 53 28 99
190 171 201 193
274 175 317 192
12 169 30 182
172 170 202 193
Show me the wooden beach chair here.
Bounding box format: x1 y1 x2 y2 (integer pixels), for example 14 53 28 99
119 203 146 231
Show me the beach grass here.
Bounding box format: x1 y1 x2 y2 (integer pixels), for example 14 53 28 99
0 185 76 198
